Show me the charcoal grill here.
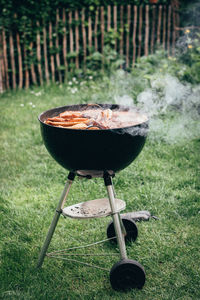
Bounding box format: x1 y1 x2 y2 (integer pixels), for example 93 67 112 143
37 104 148 291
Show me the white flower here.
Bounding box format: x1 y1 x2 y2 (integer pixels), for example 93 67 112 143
29 102 33 105
32 105 36 108
72 77 76 82
20 103 24 107
68 81 72 85
71 87 78 94
88 76 93 80
35 92 42 96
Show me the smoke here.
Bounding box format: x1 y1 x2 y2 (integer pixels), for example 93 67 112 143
112 72 200 143
137 75 191 116
114 94 133 107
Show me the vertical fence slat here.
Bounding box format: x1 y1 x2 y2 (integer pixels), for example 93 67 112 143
119 5 124 61
56 9 62 83
2 28 9 89
94 8 99 52
172 5 176 55
62 8 68 81
132 5 137 66
113 5 117 51
151 5 156 54
9 31 16 89
126 5 131 67
29 41 37 85
88 13 92 51
81 9 87 71
100 6 104 67
157 5 162 45
174 1 180 39
16 30 23 89
0 61 3 93
138 5 143 58
49 21 55 82
75 10 80 69
43 23 50 85
1 38 5 89
14 14 23 89
0 32 4 93
23 43 29 89
69 10 74 71
172 1 180 55
2 29 9 89
107 5 111 32
162 5 167 49
100 6 104 53
167 5 172 56
36 21 43 85
62 9 68 76
69 11 74 54
145 5 149 56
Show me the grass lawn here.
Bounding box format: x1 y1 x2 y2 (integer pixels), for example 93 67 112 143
0 82 200 300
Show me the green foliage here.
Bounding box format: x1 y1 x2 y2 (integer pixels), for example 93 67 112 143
131 35 200 87
0 0 171 30
177 33 200 84
86 46 123 77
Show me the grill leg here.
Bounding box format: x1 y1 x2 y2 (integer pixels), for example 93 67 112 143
36 172 75 268
104 173 127 260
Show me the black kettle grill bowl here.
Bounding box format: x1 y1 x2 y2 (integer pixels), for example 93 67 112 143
38 104 148 173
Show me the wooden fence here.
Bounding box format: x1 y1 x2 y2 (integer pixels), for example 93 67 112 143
0 4 180 92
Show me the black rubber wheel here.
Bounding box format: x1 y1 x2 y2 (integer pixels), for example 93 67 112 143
107 217 138 243
110 259 146 291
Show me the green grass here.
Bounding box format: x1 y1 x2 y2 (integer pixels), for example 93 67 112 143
0 82 200 300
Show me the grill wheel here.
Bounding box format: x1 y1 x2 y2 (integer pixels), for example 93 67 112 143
107 217 138 243
110 259 146 291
